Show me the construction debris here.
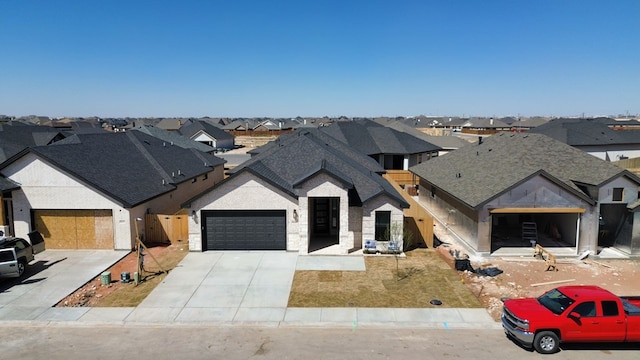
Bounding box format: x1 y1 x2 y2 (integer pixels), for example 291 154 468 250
531 279 575 287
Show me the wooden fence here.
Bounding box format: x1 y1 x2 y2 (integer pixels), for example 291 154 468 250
615 157 640 176
384 175 434 248
144 214 189 245
384 170 417 186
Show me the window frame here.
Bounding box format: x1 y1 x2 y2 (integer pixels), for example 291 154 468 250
374 211 391 241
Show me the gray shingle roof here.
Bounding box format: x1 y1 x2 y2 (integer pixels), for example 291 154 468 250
0 125 67 164
529 118 640 146
2 132 225 207
410 133 638 209
133 125 215 153
188 129 408 208
178 120 234 141
0 176 19 191
319 120 441 155
380 121 467 150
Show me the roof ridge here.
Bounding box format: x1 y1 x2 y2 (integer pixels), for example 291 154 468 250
126 132 173 184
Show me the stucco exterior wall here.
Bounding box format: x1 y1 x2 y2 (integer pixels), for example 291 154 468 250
3 153 224 250
186 172 299 251
419 175 603 256
579 144 640 162
3 154 131 248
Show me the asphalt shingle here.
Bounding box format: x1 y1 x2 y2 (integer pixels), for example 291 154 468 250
7 132 225 207
410 133 635 209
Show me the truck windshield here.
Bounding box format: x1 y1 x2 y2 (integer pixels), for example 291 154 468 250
538 288 575 315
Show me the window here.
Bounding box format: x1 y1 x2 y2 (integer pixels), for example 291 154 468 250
375 211 391 240
602 301 619 316
13 240 27 250
612 188 623 201
573 301 596 317
0 250 15 262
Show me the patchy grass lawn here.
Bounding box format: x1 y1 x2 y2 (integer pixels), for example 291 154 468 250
288 248 482 308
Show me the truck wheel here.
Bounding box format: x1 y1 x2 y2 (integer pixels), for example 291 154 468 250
533 331 559 354
17 259 26 277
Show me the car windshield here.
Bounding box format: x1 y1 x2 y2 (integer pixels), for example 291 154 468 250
538 289 575 315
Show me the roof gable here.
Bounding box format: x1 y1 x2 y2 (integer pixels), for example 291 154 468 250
192 129 408 208
410 133 634 208
3 132 225 207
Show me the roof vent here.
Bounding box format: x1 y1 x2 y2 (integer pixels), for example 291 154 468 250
162 179 165 185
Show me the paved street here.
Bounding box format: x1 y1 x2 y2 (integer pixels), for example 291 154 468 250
1 325 639 360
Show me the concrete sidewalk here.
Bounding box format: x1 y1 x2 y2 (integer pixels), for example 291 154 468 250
0 251 501 329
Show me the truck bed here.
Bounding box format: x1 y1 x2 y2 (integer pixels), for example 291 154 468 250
621 297 640 315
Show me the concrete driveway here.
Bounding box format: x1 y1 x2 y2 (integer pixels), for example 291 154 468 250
126 251 299 323
0 250 127 320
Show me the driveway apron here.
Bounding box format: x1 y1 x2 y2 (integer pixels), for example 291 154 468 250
128 251 298 323
0 250 128 320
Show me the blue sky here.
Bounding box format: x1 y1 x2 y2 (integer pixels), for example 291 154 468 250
1 0 638 118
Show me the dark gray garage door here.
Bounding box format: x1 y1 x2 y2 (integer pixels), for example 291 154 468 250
203 210 286 250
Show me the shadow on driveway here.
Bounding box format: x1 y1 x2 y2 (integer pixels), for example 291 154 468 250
0 257 68 293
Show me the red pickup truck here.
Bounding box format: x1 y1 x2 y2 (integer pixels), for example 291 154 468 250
502 285 640 354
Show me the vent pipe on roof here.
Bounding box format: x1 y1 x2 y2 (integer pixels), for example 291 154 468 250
478 136 483 145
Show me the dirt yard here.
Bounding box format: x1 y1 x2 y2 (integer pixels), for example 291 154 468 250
56 242 188 307
436 242 640 320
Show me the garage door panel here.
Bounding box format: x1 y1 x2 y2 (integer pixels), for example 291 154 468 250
94 211 114 249
32 210 113 249
203 210 286 251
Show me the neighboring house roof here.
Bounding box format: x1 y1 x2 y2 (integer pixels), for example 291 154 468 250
410 133 640 209
529 118 640 146
380 121 467 151
0 125 67 164
178 120 234 142
0 176 20 191
319 120 442 156
155 118 189 131
510 117 549 129
247 129 385 173
461 117 511 129
223 119 255 131
186 129 409 208
1 132 225 208
133 125 215 153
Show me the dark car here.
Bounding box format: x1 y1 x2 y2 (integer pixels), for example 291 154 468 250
0 232 46 278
